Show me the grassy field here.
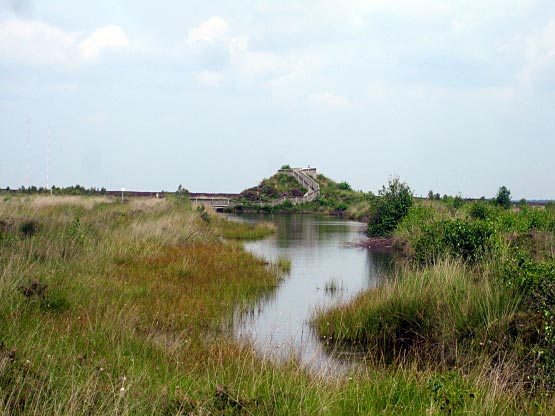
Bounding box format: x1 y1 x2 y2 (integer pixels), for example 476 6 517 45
2 194 553 414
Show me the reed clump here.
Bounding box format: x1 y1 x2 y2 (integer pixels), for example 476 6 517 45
315 260 520 361
216 217 277 240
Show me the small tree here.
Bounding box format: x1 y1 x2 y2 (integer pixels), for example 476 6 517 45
368 176 413 237
495 186 511 209
452 194 464 209
176 184 190 206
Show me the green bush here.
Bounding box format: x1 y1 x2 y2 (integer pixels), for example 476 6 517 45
196 205 211 223
426 370 477 414
368 177 413 237
338 181 352 191
468 202 492 220
413 219 497 264
452 195 464 209
19 220 39 237
503 254 555 386
334 202 348 212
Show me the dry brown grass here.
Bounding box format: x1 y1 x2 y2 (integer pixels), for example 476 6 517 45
29 195 115 209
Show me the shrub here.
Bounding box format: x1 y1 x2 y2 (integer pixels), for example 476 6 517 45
175 184 190 205
468 202 491 220
426 370 477 414
412 219 497 264
338 181 352 191
196 205 211 223
335 202 348 212
503 254 555 386
495 186 512 209
19 220 39 237
368 177 413 237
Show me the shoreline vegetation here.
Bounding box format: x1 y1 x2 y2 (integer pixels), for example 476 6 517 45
313 178 555 414
2 175 555 414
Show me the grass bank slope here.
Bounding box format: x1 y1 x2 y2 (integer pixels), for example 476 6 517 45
239 173 307 202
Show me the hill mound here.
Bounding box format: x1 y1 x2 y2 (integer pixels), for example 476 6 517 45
240 173 308 202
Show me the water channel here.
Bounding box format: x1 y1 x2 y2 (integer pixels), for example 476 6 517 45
228 213 392 373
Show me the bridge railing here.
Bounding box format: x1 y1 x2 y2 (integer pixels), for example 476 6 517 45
293 169 320 201
192 198 232 207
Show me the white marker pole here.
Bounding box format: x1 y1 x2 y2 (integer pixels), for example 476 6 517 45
121 187 125 203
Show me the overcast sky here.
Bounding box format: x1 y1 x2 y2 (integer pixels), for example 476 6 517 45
1 0 554 199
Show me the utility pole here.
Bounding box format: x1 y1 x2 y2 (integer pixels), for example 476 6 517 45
26 118 31 188
46 126 52 195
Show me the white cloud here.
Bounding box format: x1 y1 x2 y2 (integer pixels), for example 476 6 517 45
78 25 129 61
518 19 555 87
186 17 318 89
312 92 349 107
0 18 76 65
187 16 229 45
196 70 224 86
0 18 129 65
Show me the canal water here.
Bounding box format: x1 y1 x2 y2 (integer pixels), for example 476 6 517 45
228 213 391 372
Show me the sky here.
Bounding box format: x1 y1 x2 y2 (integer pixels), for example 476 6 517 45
1 0 554 199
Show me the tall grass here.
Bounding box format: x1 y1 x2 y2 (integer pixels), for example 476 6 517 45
216 217 277 240
1 195 553 414
312 258 555 412
314 260 521 361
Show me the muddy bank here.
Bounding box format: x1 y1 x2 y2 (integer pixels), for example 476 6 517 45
345 237 395 253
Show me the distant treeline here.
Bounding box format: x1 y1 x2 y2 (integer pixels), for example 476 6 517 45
1 185 241 199
1 185 165 197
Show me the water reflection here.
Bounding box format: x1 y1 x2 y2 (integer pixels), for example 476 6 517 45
228 213 391 372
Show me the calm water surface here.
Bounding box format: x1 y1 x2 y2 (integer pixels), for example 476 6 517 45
228 213 391 372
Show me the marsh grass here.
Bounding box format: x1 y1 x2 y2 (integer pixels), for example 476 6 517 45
324 278 345 294
216 217 277 240
312 258 555 412
314 260 522 361
1 195 553 414
275 257 292 273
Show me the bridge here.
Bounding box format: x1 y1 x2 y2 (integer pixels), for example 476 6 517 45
191 167 321 209
190 193 238 209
